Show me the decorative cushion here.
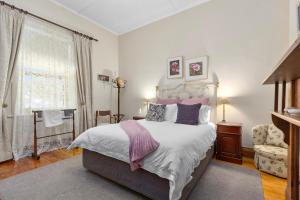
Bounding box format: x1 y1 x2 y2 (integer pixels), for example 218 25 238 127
254 145 287 163
164 104 178 122
176 103 201 125
252 124 269 145
265 124 288 148
145 104 166 122
156 98 181 105
181 97 209 105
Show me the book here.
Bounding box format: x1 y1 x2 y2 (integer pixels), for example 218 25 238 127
284 107 300 115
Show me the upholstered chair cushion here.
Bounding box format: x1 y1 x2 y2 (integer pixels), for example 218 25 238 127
254 154 287 178
265 124 288 148
254 145 288 163
252 124 269 145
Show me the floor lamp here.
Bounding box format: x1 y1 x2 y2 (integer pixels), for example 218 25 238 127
112 77 127 123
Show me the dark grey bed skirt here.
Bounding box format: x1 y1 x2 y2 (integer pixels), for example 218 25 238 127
82 146 214 200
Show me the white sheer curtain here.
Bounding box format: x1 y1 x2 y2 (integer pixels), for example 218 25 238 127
12 17 77 160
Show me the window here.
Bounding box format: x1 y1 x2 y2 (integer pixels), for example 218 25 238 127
15 17 77 114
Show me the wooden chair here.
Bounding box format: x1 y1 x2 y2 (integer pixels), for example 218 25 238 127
112 114 125 123
95 110 112 126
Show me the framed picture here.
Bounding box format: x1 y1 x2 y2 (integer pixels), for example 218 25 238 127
98 74 110 82
167 56 183 79
185 56 208 81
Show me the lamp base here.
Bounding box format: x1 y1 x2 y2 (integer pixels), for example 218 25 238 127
222 119 226 123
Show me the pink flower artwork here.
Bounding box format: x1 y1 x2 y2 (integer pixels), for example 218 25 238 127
169 60 180 75
189 62 203 76
167 57 182 79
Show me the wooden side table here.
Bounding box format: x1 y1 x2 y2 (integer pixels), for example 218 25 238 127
216 122 242 164
133 116 145 120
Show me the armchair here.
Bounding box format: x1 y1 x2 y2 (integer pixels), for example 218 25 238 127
252 124 288 178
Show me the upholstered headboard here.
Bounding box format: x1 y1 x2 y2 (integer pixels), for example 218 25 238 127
156 82 218 122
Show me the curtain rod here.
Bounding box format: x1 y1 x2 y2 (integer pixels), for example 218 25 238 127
0 1 98 42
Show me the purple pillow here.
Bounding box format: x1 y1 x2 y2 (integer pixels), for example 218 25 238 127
156 98 181 105
176 103 202 125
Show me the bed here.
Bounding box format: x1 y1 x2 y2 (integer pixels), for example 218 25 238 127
69 82 218 200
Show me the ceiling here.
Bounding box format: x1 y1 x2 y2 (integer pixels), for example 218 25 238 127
50 0 210 35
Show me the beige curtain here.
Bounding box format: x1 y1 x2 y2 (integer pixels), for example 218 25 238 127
73 34 93 133
0 5 24 162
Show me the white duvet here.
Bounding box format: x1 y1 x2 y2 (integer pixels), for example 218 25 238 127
68 120 216 200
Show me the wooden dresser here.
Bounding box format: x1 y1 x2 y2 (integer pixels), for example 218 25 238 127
216 122 242 164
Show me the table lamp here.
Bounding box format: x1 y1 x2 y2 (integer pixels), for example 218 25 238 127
219 97 229 122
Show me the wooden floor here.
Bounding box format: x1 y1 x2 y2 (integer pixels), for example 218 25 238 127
0 148 81 180
241 157 287 200
0 149 287 200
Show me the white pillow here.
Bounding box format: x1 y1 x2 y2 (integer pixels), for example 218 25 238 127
199 105 211 124
164 104 178 122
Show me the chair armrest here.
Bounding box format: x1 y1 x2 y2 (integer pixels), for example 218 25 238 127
252 124 269 145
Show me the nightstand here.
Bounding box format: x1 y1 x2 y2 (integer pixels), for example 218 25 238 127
216 122 242 164
133 116 145 120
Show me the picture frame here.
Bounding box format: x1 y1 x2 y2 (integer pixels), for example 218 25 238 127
167 56 183 79
98 74 110 82
185 56 208 81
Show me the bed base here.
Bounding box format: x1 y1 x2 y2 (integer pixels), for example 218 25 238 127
82 146 214 200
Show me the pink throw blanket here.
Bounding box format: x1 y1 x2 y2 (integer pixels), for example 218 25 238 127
120 120 160 171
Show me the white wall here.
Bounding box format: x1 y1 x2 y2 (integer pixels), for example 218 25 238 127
6 0 119 114
290 0 300 44
119 0 289 147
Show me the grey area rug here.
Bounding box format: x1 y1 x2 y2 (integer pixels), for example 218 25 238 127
0 156 263 200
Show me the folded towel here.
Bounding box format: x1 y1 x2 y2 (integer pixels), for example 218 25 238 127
43 110 64 128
